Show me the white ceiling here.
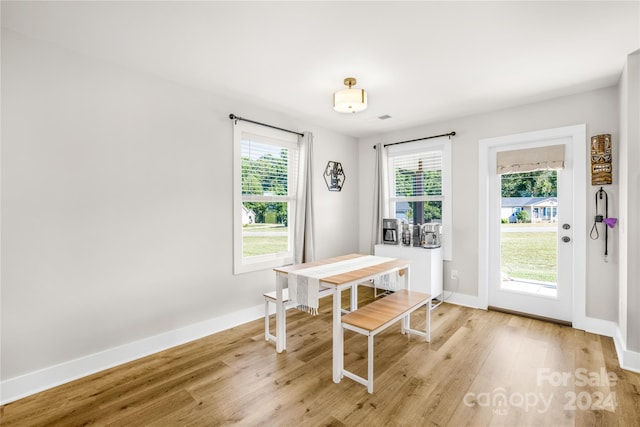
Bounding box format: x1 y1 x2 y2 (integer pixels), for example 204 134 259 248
2 1 639 138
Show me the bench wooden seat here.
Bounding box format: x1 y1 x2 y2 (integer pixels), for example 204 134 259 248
340 289 431 393
263 286 333 344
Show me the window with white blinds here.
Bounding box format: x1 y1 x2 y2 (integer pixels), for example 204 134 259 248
233 122 299 274
387 137 452 260
392 150 443 197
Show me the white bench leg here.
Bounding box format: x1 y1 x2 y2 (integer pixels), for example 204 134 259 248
275 273 286 353
426 300 431 342
368 334 374 393
265 300 270 341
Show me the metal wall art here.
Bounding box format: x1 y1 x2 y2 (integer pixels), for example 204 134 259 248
324 161 345 191
590 134 612 185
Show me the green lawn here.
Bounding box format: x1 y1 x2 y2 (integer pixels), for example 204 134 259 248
501 231 557 283
242 223 288 257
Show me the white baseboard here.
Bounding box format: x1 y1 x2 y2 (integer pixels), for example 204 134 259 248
442 291 484 309
613 327 640 374
574 316 618 337
565 316 640 373
0 304 266 405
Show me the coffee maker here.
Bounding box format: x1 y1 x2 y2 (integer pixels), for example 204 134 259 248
382 218 402 245
421 223 442 248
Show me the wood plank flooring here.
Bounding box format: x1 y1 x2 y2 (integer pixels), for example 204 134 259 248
2 286 639 426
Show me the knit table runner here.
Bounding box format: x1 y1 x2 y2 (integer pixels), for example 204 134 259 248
288 255 396 315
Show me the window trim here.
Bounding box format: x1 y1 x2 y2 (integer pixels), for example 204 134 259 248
387 137 452 260
233 121 298 274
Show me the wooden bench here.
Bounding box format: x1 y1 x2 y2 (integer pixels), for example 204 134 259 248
340 289 431 393
263 287 333 344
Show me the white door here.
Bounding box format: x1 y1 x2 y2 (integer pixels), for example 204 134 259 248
489 155 572 322
481 127 584 323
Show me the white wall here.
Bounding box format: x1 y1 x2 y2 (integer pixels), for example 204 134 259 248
359 86 620 322
0 30 359 382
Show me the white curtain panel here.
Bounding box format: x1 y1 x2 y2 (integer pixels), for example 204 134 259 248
294 132 315 263
371 143 390 253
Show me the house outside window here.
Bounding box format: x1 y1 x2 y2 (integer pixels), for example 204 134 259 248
233 121 298 274
387 138 452 260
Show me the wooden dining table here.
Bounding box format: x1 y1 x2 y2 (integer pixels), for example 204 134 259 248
273 253 411 384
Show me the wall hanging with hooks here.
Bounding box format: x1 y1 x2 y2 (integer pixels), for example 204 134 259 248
589 134 615 261
590 186 617 260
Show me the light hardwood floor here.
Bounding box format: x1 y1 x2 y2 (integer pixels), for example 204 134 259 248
2 286 639 426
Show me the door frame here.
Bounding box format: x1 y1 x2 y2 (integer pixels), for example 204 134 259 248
478 124 587 326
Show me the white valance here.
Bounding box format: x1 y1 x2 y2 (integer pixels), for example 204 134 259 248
496 144 565 174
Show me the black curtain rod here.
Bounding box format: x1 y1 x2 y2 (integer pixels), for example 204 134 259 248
373 131 456 149
229 114 304 137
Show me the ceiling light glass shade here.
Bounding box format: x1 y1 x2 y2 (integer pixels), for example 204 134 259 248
333 77 367 113
333 89 368 113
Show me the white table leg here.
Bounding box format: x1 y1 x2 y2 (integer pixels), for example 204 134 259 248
402 266 411 334
350 284 358 312
402 314 407 334
333 286 343 383
275 272 287 353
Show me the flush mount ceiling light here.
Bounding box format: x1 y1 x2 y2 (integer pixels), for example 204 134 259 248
333 77 367 114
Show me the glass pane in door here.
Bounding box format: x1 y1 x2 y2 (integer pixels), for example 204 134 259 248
500 171 558 297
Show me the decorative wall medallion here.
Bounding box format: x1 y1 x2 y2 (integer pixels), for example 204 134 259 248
590 134 612 185
324 161 346 191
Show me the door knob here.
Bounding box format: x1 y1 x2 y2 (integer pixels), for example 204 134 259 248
562 236 571 243
562 224 571 230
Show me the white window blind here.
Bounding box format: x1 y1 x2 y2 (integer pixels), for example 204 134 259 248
392 150 443 198
241 134 297 199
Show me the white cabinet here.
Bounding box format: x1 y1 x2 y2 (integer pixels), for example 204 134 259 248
374 245 443 300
